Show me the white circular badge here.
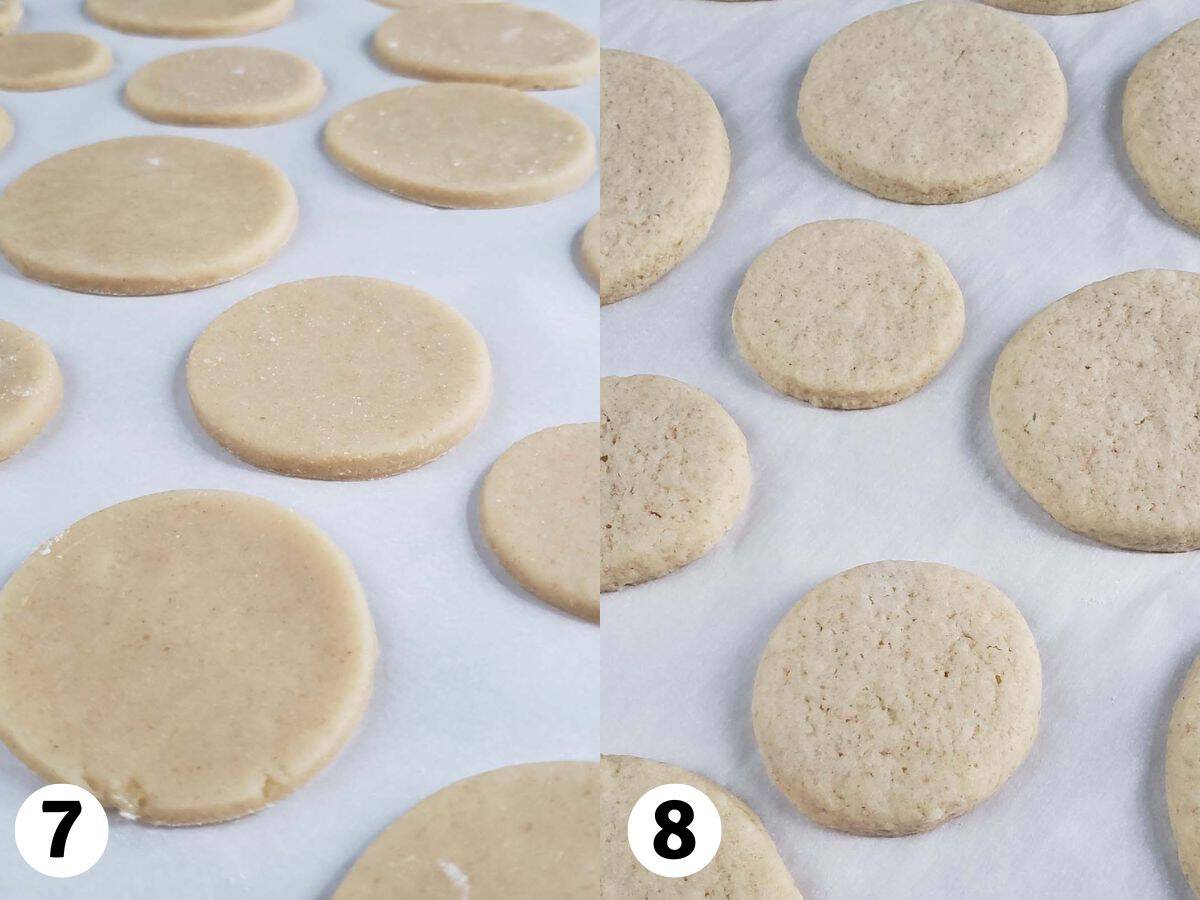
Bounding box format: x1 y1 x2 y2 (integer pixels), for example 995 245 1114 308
627 782 722 878
14 784 108 878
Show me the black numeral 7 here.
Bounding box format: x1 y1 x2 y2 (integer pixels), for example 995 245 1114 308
41 800 82 859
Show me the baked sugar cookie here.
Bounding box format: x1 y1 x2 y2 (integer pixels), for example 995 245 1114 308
86 0 293 37
333 762 598 899
0 34 112 91
601 375 750 591
586 50 729 304
0 490 377 825
373 3 598 91
0 0 22 34
126 47 324 126
798 0 1067 204
1125 20 1200 235
983 0 1136 11
325 83 595 208
481 424 599 621
733 220 963 409
1168 655 1200 896
188 277 490 479
0 321 62 462
602 755 802 898
753 561 1041 835
991 270 1200 551
0 136 297 295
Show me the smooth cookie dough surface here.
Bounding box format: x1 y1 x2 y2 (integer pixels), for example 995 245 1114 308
188 277 491 479
991 270 1200 552
334 762 598 899
0 0 22 34
734 219 964 409
753 561 1041 836
983 0 1136 11
798 0 1067 204
1168 655 1200 896
586 49 729 304
0 136 296 295
0 490 377 825
0 107 11 154
374 3 599 90
602 755 802 898
126 47 324 126
325 83 595 208
0 33 112 92
0 321 62 462
86 0 293 37
601 375 750 591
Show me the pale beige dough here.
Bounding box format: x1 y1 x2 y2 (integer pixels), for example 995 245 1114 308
480 423 599 622
991 270 1200 552
983 0 1136 11
753 561 1041 836
0 107 11 154
0 0 22 34
602 755 802 898
188 277 490 480
601 375 750 592
1124 20 1200 235
798 0 1067 204
0 136 297 296
86 0 293 37
126 46 324 127
0 490 377 825
333 762 598 899
734 219 963 409
1168 655 1200 896
587 49 729 305
0 34 112 92
325 83 595 208
0 321 62 462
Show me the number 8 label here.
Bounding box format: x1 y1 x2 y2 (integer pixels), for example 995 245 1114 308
14 784 108 878
627 783 722 878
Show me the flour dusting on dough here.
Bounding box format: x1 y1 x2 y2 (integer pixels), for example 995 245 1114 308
438 860 470 898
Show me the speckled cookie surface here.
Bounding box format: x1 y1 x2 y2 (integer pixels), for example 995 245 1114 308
982 0 1136 12
586 49 729 304
1168 655 1200 896
0 33 112 91
333 762 598 899
602 755 802 898
0 321 62 462
0 0 22 34
601 375 750 592
86 0 292 37
373 2 599 91
991 270 1200 552
753 561 1041 836
798 0 1067 204
1124 20 1200 235
733 219 964 409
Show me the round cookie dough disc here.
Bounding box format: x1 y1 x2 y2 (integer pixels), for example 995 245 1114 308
86 0 293 37
601 375 750 591
333 762 598 899
0 34 112 92
0 490 378 825
0 107 12 153
325 83 595 208
991 270 1200 551
480 423 599 621
1125 20 1200 235
126 47 324 126
586 49 729 305
798 0 1067 204
733 219 964 409
0 136 297 295
753 561 1041 836
602 755 802 898
1168 655 1200 895
0 0 22 34
188 276 491 479
983 0 1136 11
0 321 62 462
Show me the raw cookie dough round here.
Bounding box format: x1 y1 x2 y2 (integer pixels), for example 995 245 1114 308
733 219 964 409
991 270 1200 552
188 277 491 480
325 83 595 209
126 47 324 126
373 2 599 91
0 490 377 825
333 762 598 899
86 0 293 37
602 755 802 898
0 107 12 153
586 49 729 305
1168 655 1200 896
0 0 22 34
601 375 750 592
0 33 112 92
480 423 599 622
0 136 297 296
797 0 1067 204
753 561 1041 836
0 321 62 462
1125 20 1200 235
983 0 1136 12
